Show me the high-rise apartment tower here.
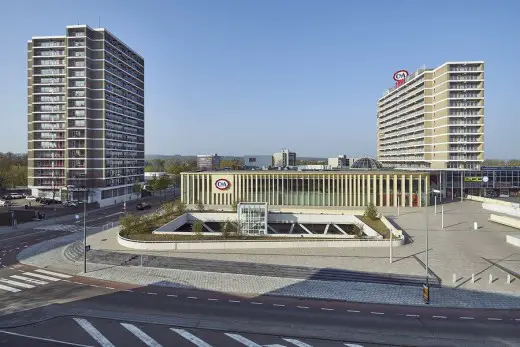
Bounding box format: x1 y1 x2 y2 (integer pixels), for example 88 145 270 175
27 25 145 205
377 61 484 170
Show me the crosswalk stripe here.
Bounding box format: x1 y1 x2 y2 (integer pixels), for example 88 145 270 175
0 279 35 289
121 323 162 347
225 333 263 347
23 272 61 282
73 318 115 347
34 269 72 278
283 338 314 347
170 328 213 347
10 275 47 285
0 283 21 293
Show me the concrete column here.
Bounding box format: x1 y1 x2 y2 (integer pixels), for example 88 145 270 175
373 175 377 207
186 174 190 204
424 174 429 207
181 174 184 203
366 174 371 205
345 175 348 207
322 175 326 206
401 174 406 207
385 174 390 207
281 175 284 206
360 175 365 206
255 174 258 202
356 175 361 206
418 175 422 208
348 175 352 206
409 174 413 207
379 174 383 207
393 174 398 207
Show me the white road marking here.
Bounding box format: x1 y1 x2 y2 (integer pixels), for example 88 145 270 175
321 308 334 311
105 287 115 290
187 296 198 299
251 302 263 305
229 300 241 303
0 278 35 289
273 304 286 307
283 338 314 346
171 328 213 347
405 314 419 318
225 333 263 347
344 344 364 347
167 294 177 297
23 272 60 282
297 306 309 309
146 292 157 295
121 323 163 347
73 318 115 347
0 330 94 347
347 310 360 313
0 283 20 292
371 312 384 315
432 316 447 319
34 269 72 278
487 318 502 321
460 317 474 320
208 298 219 301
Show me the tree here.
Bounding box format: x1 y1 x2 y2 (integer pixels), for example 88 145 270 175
132 183 142 195
363 202 379 220
191 221 204 239
196 200 205 212
231 200 239 212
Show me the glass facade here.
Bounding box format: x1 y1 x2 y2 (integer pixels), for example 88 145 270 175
237 202 268 235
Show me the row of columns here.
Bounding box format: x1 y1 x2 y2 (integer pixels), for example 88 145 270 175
182 173 428 207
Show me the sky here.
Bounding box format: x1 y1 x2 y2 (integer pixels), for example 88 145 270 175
0 0 519 158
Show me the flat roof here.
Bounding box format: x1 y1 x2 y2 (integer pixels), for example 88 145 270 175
181 169 430 175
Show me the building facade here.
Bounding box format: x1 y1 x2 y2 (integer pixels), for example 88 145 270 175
377 61 484 170
181 170 430 208
27 25 145 205
273 149 296 167
243 155 272 169
197 154 221 171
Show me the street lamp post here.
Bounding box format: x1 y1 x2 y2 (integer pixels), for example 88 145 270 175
83 187 87 273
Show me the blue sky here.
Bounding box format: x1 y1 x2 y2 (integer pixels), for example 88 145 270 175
0 0 518 158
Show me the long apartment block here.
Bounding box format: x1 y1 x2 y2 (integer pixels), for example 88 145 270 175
27 25 145 205
377 61 484 170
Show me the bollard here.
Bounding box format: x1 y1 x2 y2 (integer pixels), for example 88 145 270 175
471 274 475 283
507 274 511 284
140 255 143 267
473 222 478 230
453 273 457 283
489 273 493 284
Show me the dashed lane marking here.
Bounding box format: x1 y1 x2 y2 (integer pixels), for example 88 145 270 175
251 302 263 305
73 318 115 347
167 294 177 297
460 317 475 320
170 328 213 347
432 316 447 319
347 310 360 313
187 296 198 299
296 306 309 309
207 298 219 301
487 318 502 321
146 292 157 295
321 308 334 311
405 314 419 318
273 304 286 307
371 312 384 315
121 323 163 347
229 300 241 303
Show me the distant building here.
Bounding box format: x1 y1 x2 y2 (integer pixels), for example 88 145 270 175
244 155 272 170
197 154 221 171
328 155 357 169
273 149 296 167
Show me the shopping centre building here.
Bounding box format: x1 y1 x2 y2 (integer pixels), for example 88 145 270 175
181 159 431 208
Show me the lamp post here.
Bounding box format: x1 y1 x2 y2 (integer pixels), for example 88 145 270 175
83 187 87 273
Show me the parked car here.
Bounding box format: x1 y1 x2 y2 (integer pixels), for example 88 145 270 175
0 199 12 207
136 202 151 211
25 196 37 201
62 201 78 208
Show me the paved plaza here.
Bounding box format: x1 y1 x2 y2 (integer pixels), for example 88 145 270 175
15 200 520 308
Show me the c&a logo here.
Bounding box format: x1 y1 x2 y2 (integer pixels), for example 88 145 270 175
215 178 230 190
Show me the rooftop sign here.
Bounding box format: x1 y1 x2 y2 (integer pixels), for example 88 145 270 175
215 178 231 190
393 70 409 88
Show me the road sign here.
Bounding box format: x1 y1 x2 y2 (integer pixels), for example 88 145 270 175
422 284 430 304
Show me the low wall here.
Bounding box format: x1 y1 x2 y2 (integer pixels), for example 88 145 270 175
467 195 520 208
380 215 404 239
118 233 404 251
489 214 520 229
506 234 520 248
483 203 520 218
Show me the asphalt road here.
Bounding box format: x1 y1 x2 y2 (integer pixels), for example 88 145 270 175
0 194 519 346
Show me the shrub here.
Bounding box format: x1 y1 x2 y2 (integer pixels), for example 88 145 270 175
231 200 239 212
220 221 230 239
196 200 205 212
191 221 204 239
174 200 186 215
364 202 379 220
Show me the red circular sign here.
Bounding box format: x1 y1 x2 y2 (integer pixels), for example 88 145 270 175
393 70 409 81
215 178 230 190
